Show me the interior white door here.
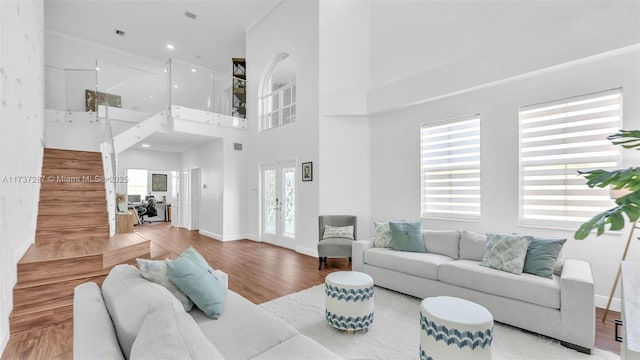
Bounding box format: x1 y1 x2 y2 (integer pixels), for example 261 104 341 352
262 162 296 249
190 168 200 230
180 169 191 229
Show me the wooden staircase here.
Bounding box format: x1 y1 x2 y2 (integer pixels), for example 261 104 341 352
9 148 153 334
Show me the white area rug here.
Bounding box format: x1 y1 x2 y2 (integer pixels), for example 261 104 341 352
260 285 618 360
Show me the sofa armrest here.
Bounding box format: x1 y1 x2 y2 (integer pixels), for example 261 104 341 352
73 282 125 360
560 259 595 351
352 239 374 272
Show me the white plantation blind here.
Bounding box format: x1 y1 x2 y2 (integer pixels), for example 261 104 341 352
421 115 481 220
519 89 622 228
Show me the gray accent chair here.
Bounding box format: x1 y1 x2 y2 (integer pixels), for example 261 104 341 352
318 215 357 270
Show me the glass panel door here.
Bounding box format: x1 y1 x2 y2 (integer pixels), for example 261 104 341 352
261 162 296 248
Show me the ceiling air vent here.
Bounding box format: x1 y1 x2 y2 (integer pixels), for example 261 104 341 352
233 143 243 151
184 11 197 20
115 29 125 36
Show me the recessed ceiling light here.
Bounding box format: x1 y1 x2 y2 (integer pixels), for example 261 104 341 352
163 68 168 73
95 67 100 71
166 44 175 50
173 85 179 88
142 144 150 148
191 68 196 73
149 95 154 98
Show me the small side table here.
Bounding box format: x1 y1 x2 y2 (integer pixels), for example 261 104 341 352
420 296 493 359
325 271 374 332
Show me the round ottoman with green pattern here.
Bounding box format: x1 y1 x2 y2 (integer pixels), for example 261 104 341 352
420 296 493 359
324 271 374 331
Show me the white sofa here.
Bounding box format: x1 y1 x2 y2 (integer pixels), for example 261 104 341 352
352 230 595 353
73 264 340 360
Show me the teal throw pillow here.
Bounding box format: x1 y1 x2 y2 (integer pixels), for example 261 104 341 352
523 237 566 278
389 221 425 253
166 246 227 319
480 233 532 274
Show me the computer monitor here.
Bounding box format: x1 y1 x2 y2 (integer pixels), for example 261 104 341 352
128 194 141 203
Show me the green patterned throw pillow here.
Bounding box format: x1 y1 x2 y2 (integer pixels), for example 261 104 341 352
373 222 392 248
480 233 532 274
136 258 194 312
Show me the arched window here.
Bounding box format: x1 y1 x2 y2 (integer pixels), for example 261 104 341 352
260 54 296 131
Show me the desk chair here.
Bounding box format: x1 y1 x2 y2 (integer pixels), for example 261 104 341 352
137 197 158 224
318 215 357 270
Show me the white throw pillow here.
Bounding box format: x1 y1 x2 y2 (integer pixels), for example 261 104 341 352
459 230 487 261
323 225 354 240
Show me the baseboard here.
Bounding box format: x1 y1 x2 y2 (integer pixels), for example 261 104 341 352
198 230 251 242
246 234 259 242
296 246 318 258
198 229 222 241
595 294 621 312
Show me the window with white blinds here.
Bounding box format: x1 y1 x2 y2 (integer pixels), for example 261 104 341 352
519 89 622 228
421 115 481 220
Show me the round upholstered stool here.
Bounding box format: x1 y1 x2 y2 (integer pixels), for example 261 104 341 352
420 296 493 359
325 271 374 332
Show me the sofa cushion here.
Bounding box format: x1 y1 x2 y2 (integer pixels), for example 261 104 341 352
480 233 532 274
423 230 460 259
167 246 227 319
438 259 561 309
130 306 223 360
373 221 392 248
101 264 185 358
251 334 341 360
364 247 454 280
136 258 194 311
193 291 299 359
523 237 567 279
459 230 486 261
389 221 426 253
73 282 125 360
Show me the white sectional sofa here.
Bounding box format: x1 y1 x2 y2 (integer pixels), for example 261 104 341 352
352 230 595 353
73 264 340 360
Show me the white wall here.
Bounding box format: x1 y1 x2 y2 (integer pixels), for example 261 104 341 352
369 49 640 310
368 1 640 113
0 0 44 353
319 116 372 240
318 1 369 115
182 140 224 238
246 0 320 255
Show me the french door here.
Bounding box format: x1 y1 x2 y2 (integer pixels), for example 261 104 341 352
262 162 296 249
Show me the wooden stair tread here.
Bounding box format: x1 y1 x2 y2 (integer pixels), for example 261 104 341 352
11 295 73 317
20 233 151 264
13 269 110 289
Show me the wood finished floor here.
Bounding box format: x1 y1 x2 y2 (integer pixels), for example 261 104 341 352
1 223 623 359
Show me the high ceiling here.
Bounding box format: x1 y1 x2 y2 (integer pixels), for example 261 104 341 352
44 0 280 73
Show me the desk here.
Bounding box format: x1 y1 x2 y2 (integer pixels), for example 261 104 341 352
116 210 138 234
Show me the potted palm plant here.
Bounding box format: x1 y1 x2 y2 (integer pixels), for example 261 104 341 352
575 130 640 240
